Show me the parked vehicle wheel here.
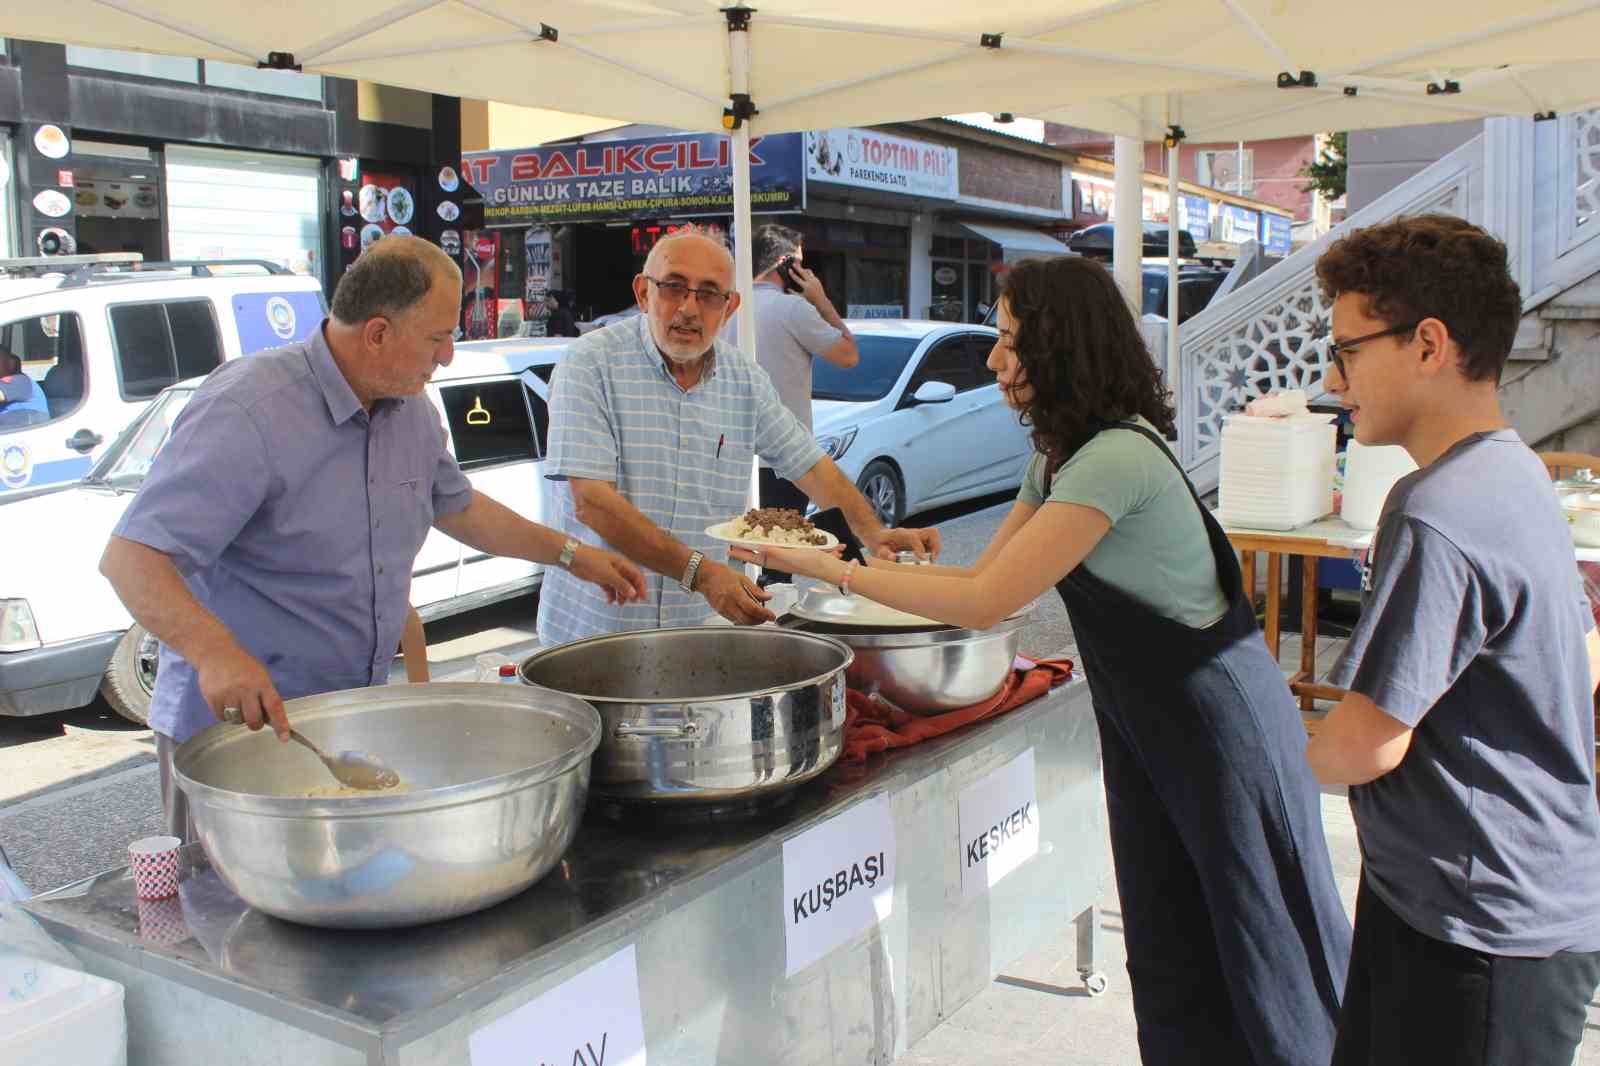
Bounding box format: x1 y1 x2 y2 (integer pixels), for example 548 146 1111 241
100 624 158 726
856 460 905 528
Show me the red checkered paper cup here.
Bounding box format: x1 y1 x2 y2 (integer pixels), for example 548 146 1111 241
129 835 182 900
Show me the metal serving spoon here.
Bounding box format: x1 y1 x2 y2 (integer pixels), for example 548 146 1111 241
222 706 401 791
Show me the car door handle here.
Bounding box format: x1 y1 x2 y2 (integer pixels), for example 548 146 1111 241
65 429 103 453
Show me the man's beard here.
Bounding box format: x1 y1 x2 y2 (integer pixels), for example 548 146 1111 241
653 316 711 363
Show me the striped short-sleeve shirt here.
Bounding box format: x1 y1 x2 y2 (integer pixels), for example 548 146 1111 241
537 315 825 646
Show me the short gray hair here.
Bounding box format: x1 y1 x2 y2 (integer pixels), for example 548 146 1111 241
331 236 461 324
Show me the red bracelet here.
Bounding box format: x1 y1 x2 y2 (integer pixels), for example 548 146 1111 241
838 560 859 595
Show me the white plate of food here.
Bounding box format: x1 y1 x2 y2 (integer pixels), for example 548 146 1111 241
358 184 387 223
386 186 414 225
705 509 840 551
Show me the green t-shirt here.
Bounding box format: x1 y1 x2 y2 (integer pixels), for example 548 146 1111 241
1018 417 1228 628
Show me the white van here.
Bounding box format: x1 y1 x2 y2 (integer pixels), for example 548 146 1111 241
0 335 568 724
0 255 325 499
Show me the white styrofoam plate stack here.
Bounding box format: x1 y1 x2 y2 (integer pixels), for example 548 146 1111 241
1216 413 1337 531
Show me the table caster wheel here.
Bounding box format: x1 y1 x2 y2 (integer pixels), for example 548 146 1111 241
1081 971 1109 997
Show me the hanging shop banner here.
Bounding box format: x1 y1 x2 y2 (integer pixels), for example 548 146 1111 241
463 132 804 226
1219 203 1262 245
1141 188 1170 224
807 128 958 199
1261 212 1293 256
1179 195 1213 243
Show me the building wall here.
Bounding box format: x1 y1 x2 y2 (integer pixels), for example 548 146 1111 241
1345 119 1482 213
956 143 1063 212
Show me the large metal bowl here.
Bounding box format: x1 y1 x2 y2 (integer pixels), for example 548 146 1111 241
173 683 601 929
782 612 1030 715
519 626 851 805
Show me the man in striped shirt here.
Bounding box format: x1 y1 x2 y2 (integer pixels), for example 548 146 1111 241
538 231 940 646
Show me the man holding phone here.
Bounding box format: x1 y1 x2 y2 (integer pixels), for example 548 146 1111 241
724 224 859 515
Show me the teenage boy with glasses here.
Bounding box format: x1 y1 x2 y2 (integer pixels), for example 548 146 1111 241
1306 214 1600 1066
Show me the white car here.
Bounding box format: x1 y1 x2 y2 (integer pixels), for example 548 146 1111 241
811 320 1031 525
0 255 326 499
0 336 569 725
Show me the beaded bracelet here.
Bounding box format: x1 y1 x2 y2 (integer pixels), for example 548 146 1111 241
838 559 859 596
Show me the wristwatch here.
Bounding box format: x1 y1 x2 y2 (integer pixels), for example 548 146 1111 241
680 550 705 592
556 537 579 570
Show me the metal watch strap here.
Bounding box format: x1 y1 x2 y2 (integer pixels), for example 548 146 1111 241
680 550 705 592
557 537 579 570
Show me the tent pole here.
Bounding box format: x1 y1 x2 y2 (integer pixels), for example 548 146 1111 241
1113 134 1143 312
728 10 760 516
1167 125 1181 412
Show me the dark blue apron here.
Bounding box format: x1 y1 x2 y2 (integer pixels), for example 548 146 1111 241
1054 421 1351 1066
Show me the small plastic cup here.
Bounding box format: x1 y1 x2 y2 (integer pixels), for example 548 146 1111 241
128 835 182 900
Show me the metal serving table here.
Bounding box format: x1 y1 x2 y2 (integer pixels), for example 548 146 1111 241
25 677 1106 1066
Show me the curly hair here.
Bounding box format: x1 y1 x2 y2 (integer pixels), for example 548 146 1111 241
999 256 1175 464
1314 214 1521 383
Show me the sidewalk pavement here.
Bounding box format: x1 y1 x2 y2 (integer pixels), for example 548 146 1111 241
900 630 1600 1066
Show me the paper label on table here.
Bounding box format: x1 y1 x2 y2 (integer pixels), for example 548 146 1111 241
958 748 1040 902
782 794 896 976
469 944 646 1066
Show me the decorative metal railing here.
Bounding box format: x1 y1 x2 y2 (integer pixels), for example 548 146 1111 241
1177 112 1600 490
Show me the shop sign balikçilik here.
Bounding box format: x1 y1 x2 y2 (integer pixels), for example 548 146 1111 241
463 132 805 227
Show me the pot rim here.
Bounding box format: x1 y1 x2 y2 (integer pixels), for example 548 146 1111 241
517 625 854 705
173 682 602 817
779 610 1031 649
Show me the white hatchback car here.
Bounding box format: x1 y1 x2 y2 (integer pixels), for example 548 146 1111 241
0 336 568 725
811 320 1031 525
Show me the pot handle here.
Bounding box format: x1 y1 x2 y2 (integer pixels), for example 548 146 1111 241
614 720 700 740
894 550 931 566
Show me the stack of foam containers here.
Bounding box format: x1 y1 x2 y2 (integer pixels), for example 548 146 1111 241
1215 412 1338 530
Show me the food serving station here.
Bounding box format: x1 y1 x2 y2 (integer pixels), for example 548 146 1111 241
23 624 1109 1066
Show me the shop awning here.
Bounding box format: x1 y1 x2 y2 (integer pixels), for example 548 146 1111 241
959 222 1070 263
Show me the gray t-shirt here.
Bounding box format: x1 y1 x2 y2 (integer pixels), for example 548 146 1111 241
1330 430 1600 956
723 282 843 441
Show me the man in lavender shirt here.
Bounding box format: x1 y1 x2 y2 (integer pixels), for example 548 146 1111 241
100 237 645 838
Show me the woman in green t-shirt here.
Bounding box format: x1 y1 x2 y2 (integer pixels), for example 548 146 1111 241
747 256 1351 1066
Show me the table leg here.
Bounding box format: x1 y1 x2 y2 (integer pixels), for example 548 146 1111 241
1240 550 1257 613
1299 556 1319 712
1263 552 1282 660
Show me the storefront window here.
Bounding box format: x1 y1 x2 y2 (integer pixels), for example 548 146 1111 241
66 46 200 83
847 257 907 316
202 61 324 103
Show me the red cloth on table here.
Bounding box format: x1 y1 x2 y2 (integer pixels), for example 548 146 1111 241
841 658 1074 762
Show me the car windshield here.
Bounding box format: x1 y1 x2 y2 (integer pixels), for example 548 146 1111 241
86 387 195 490
813 335 920 402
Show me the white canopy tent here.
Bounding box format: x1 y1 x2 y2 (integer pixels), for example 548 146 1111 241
8 1 1600 352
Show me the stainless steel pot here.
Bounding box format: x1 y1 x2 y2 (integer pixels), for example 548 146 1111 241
519 626 852 805
173 683 601 929
781 612 1030 715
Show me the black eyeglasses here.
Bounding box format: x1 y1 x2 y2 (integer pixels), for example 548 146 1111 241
644 275 731 311
1326 322 1419 379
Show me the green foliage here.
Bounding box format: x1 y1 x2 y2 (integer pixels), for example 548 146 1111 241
1301 132 1347 200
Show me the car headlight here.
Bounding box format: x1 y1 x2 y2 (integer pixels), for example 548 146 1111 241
817 426 858 461
0 599 41 652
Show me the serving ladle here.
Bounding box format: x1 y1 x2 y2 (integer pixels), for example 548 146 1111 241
222 706 401 791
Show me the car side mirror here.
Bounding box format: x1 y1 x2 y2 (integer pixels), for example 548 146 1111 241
909 381 957 405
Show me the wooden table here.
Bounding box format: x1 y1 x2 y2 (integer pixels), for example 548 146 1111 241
1219 514 1600 717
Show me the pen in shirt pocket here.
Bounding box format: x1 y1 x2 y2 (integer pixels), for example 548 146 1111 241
716 433 725 459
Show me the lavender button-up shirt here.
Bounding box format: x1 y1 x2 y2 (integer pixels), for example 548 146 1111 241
114 326 472 742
